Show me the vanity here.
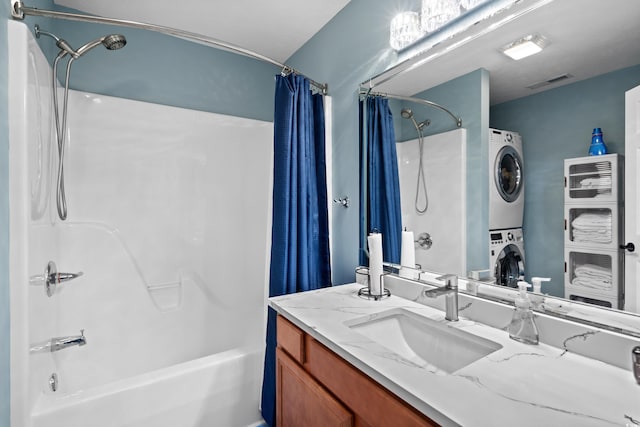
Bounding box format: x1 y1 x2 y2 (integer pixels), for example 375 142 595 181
270 275 640 427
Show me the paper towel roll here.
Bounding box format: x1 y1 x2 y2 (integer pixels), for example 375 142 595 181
368 233 384 296
400 230 415 279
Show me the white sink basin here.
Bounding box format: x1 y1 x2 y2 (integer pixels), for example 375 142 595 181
346 308 502 373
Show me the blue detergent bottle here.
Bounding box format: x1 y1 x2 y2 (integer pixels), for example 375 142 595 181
588 127 608 156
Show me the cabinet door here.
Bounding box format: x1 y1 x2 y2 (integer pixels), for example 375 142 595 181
304 336 439 427
276 347 353 427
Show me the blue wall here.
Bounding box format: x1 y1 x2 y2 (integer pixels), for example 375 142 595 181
491 64 640 296
39 7 279 122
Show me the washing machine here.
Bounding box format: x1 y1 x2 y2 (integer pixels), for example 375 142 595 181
489 128 524 230
489 228 525 288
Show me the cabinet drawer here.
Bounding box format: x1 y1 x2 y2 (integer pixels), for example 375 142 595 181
277 315 305 364
304 336 439 427
276 347 353 427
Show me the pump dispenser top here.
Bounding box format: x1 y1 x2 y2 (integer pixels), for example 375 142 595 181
508 281 539 345
531 277 551 294
514 281 532 309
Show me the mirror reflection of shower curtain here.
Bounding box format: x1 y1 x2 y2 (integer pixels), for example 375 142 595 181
261 74 331 427
365 96 402 264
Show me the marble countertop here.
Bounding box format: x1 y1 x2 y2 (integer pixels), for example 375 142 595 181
269 283 640 427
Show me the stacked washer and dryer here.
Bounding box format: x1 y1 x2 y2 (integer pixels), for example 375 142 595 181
489 128 526 287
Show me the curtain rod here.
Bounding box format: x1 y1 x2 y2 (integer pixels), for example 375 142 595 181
360 89 462 128
10 0 328 95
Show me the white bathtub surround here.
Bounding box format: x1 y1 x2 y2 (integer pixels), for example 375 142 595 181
9 21 270 427
396 129 467 276
270 282 640 427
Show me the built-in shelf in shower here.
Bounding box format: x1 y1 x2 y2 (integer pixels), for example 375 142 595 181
147 282 183 311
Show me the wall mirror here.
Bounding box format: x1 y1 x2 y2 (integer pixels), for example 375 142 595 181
359 0 640 331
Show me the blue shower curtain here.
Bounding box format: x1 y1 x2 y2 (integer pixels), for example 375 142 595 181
367 96 402 263
261 74 331 427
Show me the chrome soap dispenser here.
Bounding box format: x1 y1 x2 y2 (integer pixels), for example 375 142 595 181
508 281 539 345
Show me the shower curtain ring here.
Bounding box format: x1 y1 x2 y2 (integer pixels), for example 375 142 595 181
280 66 293 77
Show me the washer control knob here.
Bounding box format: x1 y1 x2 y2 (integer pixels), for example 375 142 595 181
507 232 514 241
506 133 513 142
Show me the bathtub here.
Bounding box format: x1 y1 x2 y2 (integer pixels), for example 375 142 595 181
9 21 272 427
31 348 265 427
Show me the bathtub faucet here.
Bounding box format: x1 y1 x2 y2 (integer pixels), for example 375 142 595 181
50 329 86 352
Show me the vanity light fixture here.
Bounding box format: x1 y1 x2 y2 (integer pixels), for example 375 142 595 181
459 0 487 9
390 11 422 50
500 34 548 60
390 0 496 50
421 0 462 34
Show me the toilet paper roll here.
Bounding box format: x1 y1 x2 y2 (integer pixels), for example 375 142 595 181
400 230 415 279
368 233 384 296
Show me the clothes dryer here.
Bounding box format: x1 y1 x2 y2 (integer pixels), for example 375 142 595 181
489 128 524 230
489 228 525 288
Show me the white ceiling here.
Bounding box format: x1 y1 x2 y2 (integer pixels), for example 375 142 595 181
374 0 640 105
53 0 352 63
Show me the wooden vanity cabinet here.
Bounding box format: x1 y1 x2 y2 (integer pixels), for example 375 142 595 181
276 315 439 427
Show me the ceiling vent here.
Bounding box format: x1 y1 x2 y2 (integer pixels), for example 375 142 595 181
526 73 574 90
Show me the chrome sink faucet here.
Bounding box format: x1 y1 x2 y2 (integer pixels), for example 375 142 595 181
50 329 86 352
423 274 459 321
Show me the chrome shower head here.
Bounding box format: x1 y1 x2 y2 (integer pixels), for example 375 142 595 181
418 119 431 129
102 34 127 50
34 25 78 58
401 108 430 132
75 34 127 57
401 108 413 119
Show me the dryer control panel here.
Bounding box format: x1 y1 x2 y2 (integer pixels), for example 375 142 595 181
490 229 523 246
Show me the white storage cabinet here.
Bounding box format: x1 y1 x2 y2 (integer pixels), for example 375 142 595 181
564 154 624 308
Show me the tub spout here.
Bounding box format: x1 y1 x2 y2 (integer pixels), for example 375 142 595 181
50 329 86 352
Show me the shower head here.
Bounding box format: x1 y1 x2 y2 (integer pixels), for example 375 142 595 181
401 108 413 119
34 25 78 58
400 108 430 132
102 34 127 50
33 25 127 59
75 34 127 57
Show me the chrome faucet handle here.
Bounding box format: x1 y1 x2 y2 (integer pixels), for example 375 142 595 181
50 329 87 352
633 346 640 385
45 261 84 297
435 273 458 288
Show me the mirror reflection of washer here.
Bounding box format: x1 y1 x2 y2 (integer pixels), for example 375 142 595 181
490 228 525 288
489 128 524 230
